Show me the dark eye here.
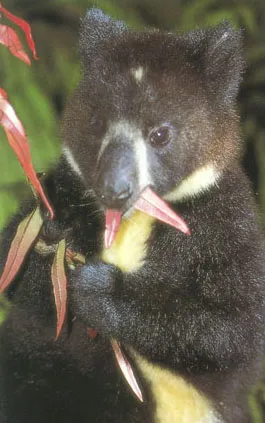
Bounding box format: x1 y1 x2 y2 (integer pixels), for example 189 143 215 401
149 126 172 147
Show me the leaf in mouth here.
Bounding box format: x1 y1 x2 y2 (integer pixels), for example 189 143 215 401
104 186 190 248
135 186 190 235
105 209 122 249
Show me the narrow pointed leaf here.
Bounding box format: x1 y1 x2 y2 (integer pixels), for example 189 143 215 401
0 207 43 293
135 186 190 235
105 209 122 249
0 4 38 60
51 239 67 340
111 339 143 402
0 23 30 64
0 89 54 218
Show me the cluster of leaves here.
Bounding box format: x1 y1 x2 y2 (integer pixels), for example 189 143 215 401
0 2 57 225
0 4 148 400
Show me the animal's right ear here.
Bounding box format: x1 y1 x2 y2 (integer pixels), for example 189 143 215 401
79 8 127 59
201 22 245 106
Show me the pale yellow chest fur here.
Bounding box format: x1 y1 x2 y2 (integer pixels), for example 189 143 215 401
134 354 220 423
101 211 219 423
101 210 154 273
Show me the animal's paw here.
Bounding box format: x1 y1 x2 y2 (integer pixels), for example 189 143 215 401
68 261 123 334
39 204 72 245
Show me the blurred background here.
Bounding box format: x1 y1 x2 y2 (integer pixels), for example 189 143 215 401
1 0 265 421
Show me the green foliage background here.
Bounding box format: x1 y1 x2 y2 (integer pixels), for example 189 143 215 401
1 0 265 421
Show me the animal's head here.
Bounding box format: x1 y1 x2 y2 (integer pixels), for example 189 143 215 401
62 9 244 217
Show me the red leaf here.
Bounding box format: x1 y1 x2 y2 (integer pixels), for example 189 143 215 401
111 339 143 402
51 239 67 340
105 209 122 249
0 23 30 64
0 3 38 60
0 207 43 293
104 187 190 248
0 89 54 219
135 186 190 235
0 87 7 98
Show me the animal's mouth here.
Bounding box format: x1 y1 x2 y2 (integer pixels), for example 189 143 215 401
104 186 190 248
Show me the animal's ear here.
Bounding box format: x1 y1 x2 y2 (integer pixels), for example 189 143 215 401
201 22 245 106
79 8 127 58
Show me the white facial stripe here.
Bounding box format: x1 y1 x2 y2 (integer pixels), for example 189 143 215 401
131 66 144 84
97 134 111 164
134 137 151 190
63 146 83 178
101 120 151 189
164 165 220 202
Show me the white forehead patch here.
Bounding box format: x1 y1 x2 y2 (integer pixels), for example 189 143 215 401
131 66 145 84
63 146 83 178
134 135 151 190
164 165 220 202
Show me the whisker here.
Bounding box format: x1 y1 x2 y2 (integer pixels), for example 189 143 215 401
69 202 94 208
82 189 96 199
89 209 103 218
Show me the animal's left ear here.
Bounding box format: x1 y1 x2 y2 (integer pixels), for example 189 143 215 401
203 22 245 106
79 8 127 59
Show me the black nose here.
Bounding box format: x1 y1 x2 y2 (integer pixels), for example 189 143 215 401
100 182 133 209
